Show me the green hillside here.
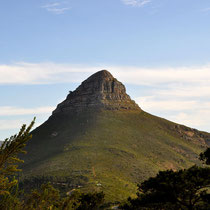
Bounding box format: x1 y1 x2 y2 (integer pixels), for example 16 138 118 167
21 109 210 202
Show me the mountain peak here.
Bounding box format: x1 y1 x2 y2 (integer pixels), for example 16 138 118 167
52 70 140 115
86 70 114 82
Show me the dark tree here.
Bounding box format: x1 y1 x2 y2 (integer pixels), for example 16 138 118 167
199 147 210 165
77 191 105 210
120 166 210 210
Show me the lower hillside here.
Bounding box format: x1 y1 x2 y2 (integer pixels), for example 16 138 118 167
20 110 210 202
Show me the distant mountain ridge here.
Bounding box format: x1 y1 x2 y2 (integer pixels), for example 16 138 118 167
21 70 210 202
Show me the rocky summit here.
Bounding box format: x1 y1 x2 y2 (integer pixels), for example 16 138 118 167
53 70 140 115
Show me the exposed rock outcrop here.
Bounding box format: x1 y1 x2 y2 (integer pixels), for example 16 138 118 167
52 70 140 115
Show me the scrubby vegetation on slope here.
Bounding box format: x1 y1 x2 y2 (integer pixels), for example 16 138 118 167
20 110 210 202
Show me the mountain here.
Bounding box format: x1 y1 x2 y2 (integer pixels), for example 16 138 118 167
21 70 210 202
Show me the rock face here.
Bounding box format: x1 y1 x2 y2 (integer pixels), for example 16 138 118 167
53 70 140 115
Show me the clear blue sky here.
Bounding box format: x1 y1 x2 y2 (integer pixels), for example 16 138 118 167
1 0 210 139
1 0 210 66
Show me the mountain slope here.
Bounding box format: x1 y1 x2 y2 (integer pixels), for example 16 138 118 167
21 70 210 202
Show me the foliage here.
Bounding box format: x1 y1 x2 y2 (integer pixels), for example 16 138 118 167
19 175 89 195
200 147 210 165
0 119 35 209
20 182 104 209
0 120 105 209
77 191 105 210
21 182 105 209
0 119 35 195
23 182 61 209
22 183 104 209
120 165 210 210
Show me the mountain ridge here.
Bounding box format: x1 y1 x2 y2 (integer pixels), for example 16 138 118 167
21 70 210 202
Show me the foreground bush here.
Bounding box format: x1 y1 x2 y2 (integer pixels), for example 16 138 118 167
0 120 104 210
120 148 210 210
